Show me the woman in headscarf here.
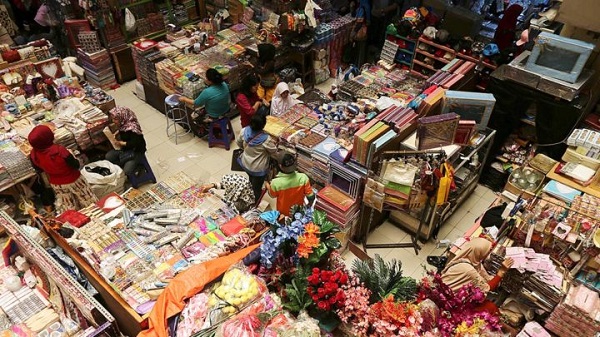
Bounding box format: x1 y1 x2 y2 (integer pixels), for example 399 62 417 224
28 125 97 213
441 237 513 294
270 82 299 117
105 107 147 175
200 174 256 213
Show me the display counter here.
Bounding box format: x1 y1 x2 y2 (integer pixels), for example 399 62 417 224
0 211 119 336
36 172 266 336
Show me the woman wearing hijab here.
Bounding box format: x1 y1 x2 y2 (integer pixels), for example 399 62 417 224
28 125 97 213
270 82 299 117
441 237 513 294
105 107 147 176
236 113 278 200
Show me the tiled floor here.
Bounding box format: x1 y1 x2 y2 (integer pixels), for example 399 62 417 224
108 80 498 281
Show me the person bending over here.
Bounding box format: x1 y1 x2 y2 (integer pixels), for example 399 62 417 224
201 174 256 213
105 106 147 176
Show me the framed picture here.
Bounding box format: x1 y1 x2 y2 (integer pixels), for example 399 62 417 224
34 57 64 79
442 90 496 131
64 20 91 50
525 32 595 84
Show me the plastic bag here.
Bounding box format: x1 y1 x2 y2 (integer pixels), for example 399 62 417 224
218 314 262 337
205 264 267 326
125 8 136 32
264 311 320 337
175 293 210 337
80 160 125 198
304 0 321 28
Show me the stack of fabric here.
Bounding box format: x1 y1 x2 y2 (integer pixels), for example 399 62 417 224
545 284 600 337
296 133 325 175
311 137 340 187
315 185 359 229
0 142 35 182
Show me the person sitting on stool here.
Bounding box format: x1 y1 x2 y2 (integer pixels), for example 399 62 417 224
179 68 231 124
105 107 147 176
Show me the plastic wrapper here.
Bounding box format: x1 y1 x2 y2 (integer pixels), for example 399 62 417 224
217 314 262 337
176 293 210 337
263 311 320 337
204 264 268 328
419 298 440 332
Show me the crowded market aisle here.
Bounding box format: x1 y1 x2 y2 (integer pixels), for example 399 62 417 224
107 79 499 281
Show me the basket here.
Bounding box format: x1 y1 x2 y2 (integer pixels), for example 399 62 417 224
562 147 600 170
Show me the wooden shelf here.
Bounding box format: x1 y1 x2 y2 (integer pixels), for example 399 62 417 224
410 69 429 79
418 37 455 54
546 163 600 199
398 48 414 54
413 59 436 71
118 0 153 9
416 49 450 64
520 118 536 126
457 52 497 70
387 33 417 43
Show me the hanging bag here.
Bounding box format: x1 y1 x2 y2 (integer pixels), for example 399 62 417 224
436 162 454 205
125 8 136 32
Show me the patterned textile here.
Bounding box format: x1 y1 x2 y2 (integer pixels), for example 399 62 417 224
218 174 255 213
109 106 143 134
51 176 98 213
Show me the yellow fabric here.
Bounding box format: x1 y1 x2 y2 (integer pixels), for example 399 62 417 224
257 84 275 102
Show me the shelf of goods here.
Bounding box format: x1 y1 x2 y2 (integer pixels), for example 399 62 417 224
382 33 416 67
388 128 496 241
413 37 497 90
0 211 120 336
117 0 200 43
449 185 600 337
38 171 266 336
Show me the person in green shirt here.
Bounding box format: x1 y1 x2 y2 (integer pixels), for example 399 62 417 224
180 68 231 122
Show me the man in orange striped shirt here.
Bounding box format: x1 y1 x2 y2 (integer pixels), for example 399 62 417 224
266 154 315 217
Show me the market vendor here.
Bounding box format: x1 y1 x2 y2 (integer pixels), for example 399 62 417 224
28 125 98 213
236 74 268 128
200 174 256 213
255 43 278 103
441 237 513 311
179 68 231 122
266 154 315 217
105 107 147 176
270 82 299 117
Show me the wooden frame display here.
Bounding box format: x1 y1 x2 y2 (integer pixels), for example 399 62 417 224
442 91 495 131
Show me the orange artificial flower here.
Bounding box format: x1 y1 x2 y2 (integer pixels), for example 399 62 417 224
297 243 314 258
304 222 320 235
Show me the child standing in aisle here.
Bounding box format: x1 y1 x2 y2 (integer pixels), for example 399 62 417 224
266 154 315 217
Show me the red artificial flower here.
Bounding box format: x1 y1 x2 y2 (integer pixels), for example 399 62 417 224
308 276 320 286
312 268 319 274
339 273 349 284
318 301 328 310
312 295 319 301
317 288 325 296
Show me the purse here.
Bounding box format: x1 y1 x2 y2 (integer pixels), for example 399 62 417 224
231 148 244 171
436 162 454 205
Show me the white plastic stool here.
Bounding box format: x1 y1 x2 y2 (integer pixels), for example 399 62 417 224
165 94 192 145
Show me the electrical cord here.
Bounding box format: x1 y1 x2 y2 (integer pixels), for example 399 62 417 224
534 88 593 147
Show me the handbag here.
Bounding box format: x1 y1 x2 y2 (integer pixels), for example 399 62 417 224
231 148 244 171
436 162 454 205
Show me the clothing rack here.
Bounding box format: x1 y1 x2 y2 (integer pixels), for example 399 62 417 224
362 149 446 255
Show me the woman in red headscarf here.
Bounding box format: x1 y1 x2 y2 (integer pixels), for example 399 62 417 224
28 125 97 213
